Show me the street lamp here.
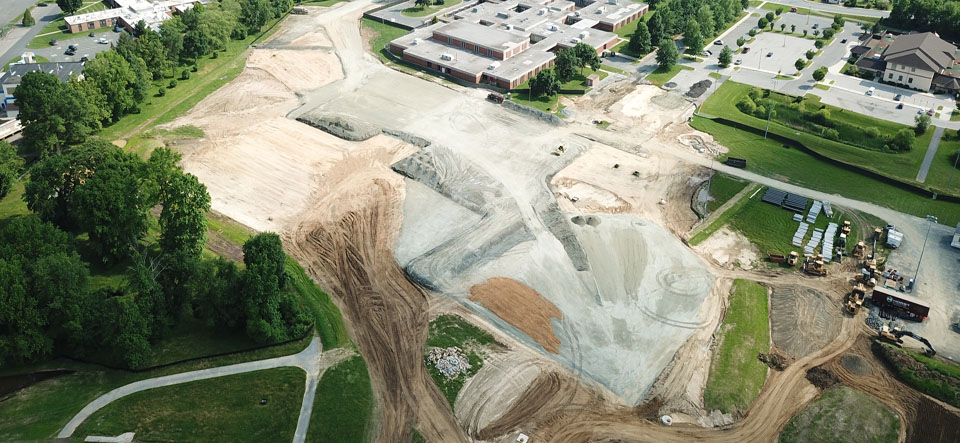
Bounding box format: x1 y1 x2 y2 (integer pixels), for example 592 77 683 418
912 215 938 289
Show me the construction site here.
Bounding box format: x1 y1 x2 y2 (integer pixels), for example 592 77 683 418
164 1 960 441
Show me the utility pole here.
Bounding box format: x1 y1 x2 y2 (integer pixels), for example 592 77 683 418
764 78 777 138
912 215 938 289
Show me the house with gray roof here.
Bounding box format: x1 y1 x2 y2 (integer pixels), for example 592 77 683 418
853 31 960 93
0 61 86 118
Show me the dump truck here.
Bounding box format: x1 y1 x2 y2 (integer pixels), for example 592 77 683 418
786 251 799 266
845 284 866 314
804 255 827 276
870 286 930 321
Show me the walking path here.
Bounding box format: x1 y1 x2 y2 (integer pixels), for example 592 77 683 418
916 126 945 183
58 336 353 443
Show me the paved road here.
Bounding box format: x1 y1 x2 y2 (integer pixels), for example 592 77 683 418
916 126 945 182
0 0 40 30
58 336 353 442
0 4 63 66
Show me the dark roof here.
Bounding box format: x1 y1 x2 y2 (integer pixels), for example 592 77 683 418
0 62 86 85
882 32 957 73
932 74 960 91
855 57 885 72
851 45 870 57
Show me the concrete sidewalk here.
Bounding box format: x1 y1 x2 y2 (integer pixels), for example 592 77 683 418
916 126 945 183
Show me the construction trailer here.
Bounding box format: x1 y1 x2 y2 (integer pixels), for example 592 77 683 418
870 286 930 321
886 228 904 248
952 223 960 249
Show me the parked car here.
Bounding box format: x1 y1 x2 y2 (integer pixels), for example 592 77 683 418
65 48 75 56
80 55 89 62
866 87 875 96
896 103 904 109
766 51 773 57
894 93 902 101
714 40 723 45
742 47 750 54
734 59 742 65
812 23 819 29
37 2 48 6
49 38 57 46
926 109 935 116
790 7 797 12
841 38 847 43
98 37 109 44
68 44 78 50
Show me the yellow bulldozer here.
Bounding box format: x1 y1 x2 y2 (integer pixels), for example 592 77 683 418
842 220 852 236
853 241 866 259
845 284 866 314
786 251 799 266
804 255 827 276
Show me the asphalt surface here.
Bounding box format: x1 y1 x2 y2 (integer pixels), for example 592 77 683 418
916 126 945 183
0 3 63 66
0 0 40 29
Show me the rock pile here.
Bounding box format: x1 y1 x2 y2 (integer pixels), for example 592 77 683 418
758 352 789 371
427 347 472 378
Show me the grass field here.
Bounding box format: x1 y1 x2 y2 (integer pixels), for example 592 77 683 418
307 355 374 442
691 117 960 227
646 64 693 86
600 63 629 75
73 367 305 441
759 2 880 24
362 18 410 64
707 172 750 213
402 0 462 17
425 315 497 408
689 183 759 245
779 386 900 443
509 92 564 114
704 279 770 414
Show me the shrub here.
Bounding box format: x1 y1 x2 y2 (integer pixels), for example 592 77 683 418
748 87 762 102
887 128 915 152
157 87 165 97
812 108 831 125
748 29 757 37
815 40 824 49
168 79 177 88
737 97 757 114
823 128 840 140
806 50 816 60
915 114 930 135
865 127 881 138
181 70 190 80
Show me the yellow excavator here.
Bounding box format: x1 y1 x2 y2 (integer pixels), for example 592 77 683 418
878 325 936 356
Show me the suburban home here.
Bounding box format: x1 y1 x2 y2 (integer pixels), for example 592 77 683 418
851 31 960 94
0 60 86 119
388 0 645 89
64 0 207 34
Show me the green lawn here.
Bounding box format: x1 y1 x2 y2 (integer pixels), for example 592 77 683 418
300 0 349 5
402 0 462 17
699 81 945 193
813 83 830 90
600 63 629 75
73 367 305 441
509 92 564 114
646 64 693 86
689 183 759 246
362 17 410 64
425 315 497 408
878 343 960 408
779 386 901 443
286 257 353 350
926 132 960 193
307 355 374 442
703 279 770 414
759 2 880 24
706 172 750 213
613 10 652 39
691 116 960 227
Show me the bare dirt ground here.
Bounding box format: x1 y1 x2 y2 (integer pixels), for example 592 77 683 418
693 226 761 269
171 2 960 441
468 278 563 354
770 285 844 359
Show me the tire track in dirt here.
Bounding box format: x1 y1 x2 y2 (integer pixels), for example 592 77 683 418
286 176 466 443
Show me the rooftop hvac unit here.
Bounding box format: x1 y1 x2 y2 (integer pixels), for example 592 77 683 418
538 8 546 15
548 24 559 31
579 31 589 39
472 7 479 12
411 38 421 45
596 7 605 14
504 24 513 30
575 11 581 17
441 53 453 61
488 61 501 70
570 38 580 44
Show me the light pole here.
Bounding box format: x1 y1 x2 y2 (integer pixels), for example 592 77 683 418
912 215 938 289
764 77 778 139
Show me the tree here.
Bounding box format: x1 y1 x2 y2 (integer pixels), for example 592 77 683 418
529 69 560 99
718 46 733 67
159 173 211 259
683 20 704 55
553 49 577 81
629 21 652 55
69 150 149 263
791 24 796 33
14 71 100 154
415 0 430 7
769 21 774 31
806 49 816 60
803 29 808 37
0 141 23 200
814 39 824 49
21 8 34 26
696 5 715 38
240 0 270 32
736 36 745 47
780 23 786 32
813 29 820 37
95 293 152 369
159 18 185 66
134 28 168 80
57 0 82 14
915 114 931 135
765 12 775 22
833 15 845 27
749 29 757 37
194 258 242 329
823 28 835 39
888 128 915 152
656 38 678 69
182 29 210 60
776 7 784 15
795 58 806 71
646 10 666 46
758 17 768 29
82 50 146 121
241 233 288 343
573 42 600 74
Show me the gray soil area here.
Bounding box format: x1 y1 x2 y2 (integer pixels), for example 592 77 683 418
295 112 381 141
770 285 843 360
840 354 874 376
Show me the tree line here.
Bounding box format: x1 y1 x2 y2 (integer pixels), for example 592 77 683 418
887 0 960 42
527 43 601 99
16 0 294 156
1 0 309 369
630 0 749 61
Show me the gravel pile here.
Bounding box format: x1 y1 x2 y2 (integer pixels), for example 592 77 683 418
685 80 712 98
806 366 839 390
427 347 472 378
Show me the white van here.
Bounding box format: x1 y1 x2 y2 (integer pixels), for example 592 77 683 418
866 87 875 96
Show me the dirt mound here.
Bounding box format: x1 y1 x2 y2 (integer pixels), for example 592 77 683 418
296 113 381 141
758 353 789 371
469 278 564 354
806 366 839 390
770 285 842 359
685 79 713 98
840 354 873 376
913 396 960 442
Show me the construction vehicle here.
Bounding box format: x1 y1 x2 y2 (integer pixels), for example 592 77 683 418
786 251 799 266
804 254 827 276
845 284 866 314
551 145 565 156
768 253 786 263
853 241 866 259
874 227 883 240
878 325 936 356
841 220 851 235
487 92 505 104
